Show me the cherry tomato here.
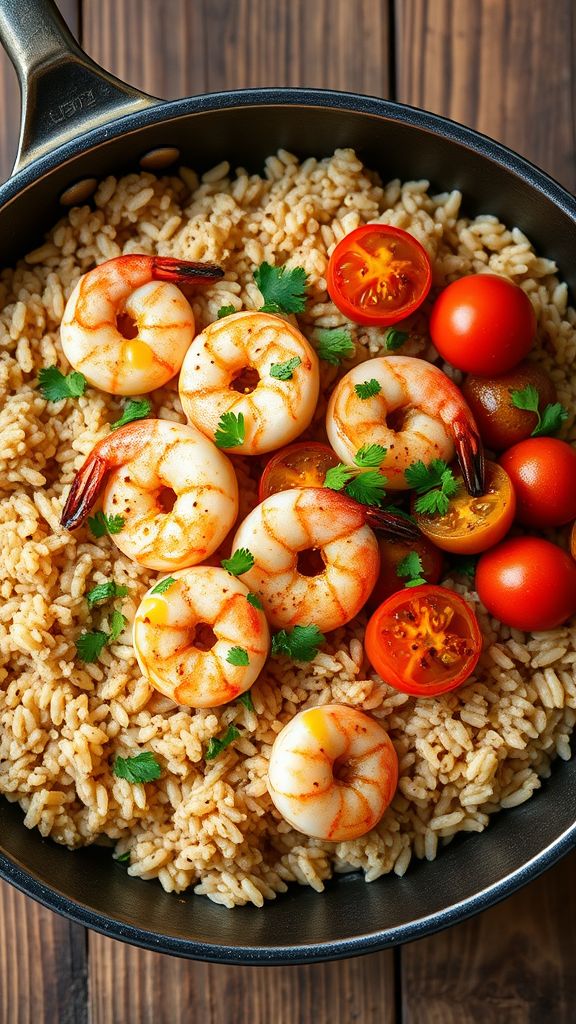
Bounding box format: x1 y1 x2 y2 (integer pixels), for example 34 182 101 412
476 537 576 631
365 584 482 696
499 438 576 529
430 275 536 375
367 536 444 609
461 361 556 451
412 461 515 555
258 442 340 501
326 224 432 327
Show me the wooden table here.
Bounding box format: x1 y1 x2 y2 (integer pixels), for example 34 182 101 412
1 2 576 1021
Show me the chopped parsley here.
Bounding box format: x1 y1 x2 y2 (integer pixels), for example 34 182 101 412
405 458 459 516
75 629 109 663
108 609 127 643
313 328 355 366
510 384 568 438
37 366 87 402
324 448 388 506
226 646 250 667
221 548 254 576
150 576 177 595
254 262 308 314
113 751 162 784
385 328 409 351
354 443 387 468
217 304 237 318
354 378 382 400
88 511 125 538
205 726 241 761
271 623 325 662
114 850 131 864
238 690 255 712
86 580 128 608
397 551 426 588
345 470 388 506
269 355 302 380
214 411 245 448
110 397 152 431
246 592 263 610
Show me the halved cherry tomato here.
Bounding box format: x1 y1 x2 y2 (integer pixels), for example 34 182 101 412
476 536 576 631
365 584 482 696
367 536 444 610
412 461 515 555
258 442 340 501
326 224 432 327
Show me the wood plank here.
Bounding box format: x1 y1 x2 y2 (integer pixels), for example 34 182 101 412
0 0 80 182
394 0 576 191
401 850 576 1023
89 936 396 1024
0 879 87 1024
82 1 395 1017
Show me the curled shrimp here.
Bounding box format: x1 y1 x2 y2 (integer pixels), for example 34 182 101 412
326 355 485 495
60 419 238 570
133 567 270 707
267 704 398 841
231 486 382 632
178 311 320 454
60 254 224 395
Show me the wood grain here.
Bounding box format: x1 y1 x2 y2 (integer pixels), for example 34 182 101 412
88 936 396 1024
0 0 80 182
401 850 576 1023
394 0 576 191
0 880 87 1024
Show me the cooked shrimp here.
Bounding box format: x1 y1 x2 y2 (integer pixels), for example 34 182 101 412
179 311 320 454
267 704 398 840
133 566 269 707
231 487 381 632
60 419 238 570
60 254 224 395
326 355 485 495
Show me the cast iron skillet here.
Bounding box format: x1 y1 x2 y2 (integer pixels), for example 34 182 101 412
1 0 576 965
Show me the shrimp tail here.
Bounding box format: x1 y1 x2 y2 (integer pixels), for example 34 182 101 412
364 506 419 540
151 256 225 285
452 417 485 497
60 455 108 530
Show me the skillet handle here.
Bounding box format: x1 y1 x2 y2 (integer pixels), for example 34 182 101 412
0 0 160 175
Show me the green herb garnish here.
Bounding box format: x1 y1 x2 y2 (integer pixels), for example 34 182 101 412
86 580 128 609
238 691 255 712
254 262 308 314
221 548 254 576
271 624 325 662
113 751 162 784
110 397 152 431
150 576 177 595
354 378 382 400
385 328 408 351
38 366 87 401
87 511 125 538
270 356 302 380
510 385 568 438
397 551 426 588
114 850 131 864
405 458 459 516
217 304 236 318
354 444 387 468
226 646 250 667
75 630 109 663
246 592 263 610
205 726 241 761
314 328 355 366
214 411 245 448
324 455 388 507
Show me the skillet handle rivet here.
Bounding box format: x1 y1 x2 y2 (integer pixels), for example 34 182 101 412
140 147 181 171
60 178 98 207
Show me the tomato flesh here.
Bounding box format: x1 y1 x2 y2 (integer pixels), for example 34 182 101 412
326 225 432 327
412 461 515 555
258 442 340 501
365 584 482 696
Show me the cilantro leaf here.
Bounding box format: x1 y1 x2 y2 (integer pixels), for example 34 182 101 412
383 504 417 524
354 444 387 468
405 458 450 493
114 850 131 864
38 366 87 402
414 489 451 516
150 576 177 595
314 328 355 365
205 726 240 761
271 623 325 662
110 397 152 431
246 592 263 609
510 386 569 438
269 355 301 380
238 690 255 711
86 580 128 608
113 751 162 784
108 609 127 644
354 378 382 400
323 464 356 492
75 630 109 663
254 262 308 314
214 411 245 448
345 469 388 506
226 646 250 667
88 511 125 538
385 328 408 351
397 551 426 587
217 304 237 318
406 458 458 518
221 548 254 576
449 555 478 580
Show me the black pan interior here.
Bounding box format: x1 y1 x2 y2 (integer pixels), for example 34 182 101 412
1 91 576 962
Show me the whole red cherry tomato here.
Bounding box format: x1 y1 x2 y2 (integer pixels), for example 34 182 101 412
476 537 576 631
499 437 576 528
430 274 536 375
326 225 432 327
